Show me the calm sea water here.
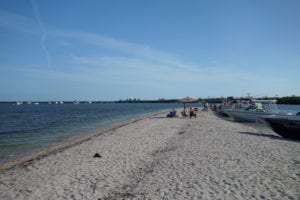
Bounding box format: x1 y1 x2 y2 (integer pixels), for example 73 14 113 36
276 104 300 115
0 103 299 164
0 103 184 163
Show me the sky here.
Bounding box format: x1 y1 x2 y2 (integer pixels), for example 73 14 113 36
0 0 299 101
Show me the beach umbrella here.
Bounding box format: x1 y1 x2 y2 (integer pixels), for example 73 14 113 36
179 96 198 109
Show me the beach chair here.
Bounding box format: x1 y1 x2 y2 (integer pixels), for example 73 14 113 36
189 111 196 118
167 111 177 118
181 111 188 117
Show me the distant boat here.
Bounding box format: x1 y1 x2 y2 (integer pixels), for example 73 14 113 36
27 101 32 104
16 101 23 106
223 100 287 122
260 116 300 140
73 101 80 104
59 101 64 104
34 102 39 105
48 101 52 104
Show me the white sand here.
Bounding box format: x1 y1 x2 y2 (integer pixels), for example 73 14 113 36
0 111 299 200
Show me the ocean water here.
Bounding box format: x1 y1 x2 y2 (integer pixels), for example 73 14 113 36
276 104 300 115
0 103 184 163
0 103 299 164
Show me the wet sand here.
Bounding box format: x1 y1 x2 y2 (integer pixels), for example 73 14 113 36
0 111 299 199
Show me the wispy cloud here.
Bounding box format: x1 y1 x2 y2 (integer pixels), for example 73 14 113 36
67 55 284 85
30 0 51 67
50 30 181 66
0 10 38 34
0 10 295 98
0 10 183 70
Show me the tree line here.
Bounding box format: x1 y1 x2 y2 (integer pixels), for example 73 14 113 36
199 96 300 104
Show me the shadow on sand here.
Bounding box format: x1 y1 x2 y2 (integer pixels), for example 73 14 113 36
238 131 300 143
149 116 168 119
150 116 188 119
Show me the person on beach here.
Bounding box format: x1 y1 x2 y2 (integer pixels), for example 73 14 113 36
181 108 188 117
167 109 177 118
189 107 196 118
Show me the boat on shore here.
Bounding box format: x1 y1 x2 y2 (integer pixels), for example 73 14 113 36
223 100 287 122
260 116 300 140
216 98 252 118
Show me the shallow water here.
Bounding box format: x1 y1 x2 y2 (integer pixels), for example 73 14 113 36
0 102 191 163
276 104 300 115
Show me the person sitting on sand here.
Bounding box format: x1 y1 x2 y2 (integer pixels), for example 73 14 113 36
167 109 177 118
189 107 196 118
181 109 188 117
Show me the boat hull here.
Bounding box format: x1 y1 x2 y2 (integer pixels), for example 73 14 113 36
223 110 278 122
261 117 300 140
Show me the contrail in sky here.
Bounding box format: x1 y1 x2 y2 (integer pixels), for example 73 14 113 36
30 0 51 67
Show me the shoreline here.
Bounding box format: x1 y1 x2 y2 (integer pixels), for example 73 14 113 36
0 110 167 172
0 111 299 199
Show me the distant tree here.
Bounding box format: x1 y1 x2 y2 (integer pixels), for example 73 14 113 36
227 96 234 101
277 96 300 104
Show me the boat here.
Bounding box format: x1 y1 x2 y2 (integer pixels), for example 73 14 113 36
16 101 23 106
260 116 300 140
223 100 287 122
217 98 252 117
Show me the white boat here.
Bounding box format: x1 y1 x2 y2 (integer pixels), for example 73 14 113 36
217 98 251 117
16 101 23 106
223 100 287 122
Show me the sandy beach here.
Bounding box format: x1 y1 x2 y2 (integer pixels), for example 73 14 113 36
0 111 299 200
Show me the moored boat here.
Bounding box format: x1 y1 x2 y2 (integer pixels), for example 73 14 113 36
260 116 300 140
223 100 287 122
217 98 252 118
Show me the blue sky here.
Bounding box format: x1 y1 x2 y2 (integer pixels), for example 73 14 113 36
0 0 299 101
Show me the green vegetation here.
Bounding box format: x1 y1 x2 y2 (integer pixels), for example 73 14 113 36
198 98 223 103
276 96 300 104
115 98 178 103
198 95 300 104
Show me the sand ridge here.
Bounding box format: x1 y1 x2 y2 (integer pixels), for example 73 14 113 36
0 111 299 199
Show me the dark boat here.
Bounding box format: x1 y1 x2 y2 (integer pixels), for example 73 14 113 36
260 116 300 140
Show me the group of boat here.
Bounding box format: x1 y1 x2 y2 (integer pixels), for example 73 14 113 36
217 99 300 140
14 101 93 105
